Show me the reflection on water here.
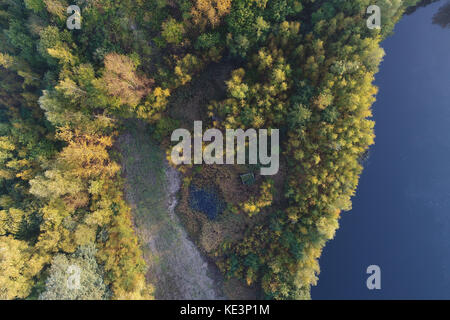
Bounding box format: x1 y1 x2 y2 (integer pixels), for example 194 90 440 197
433 1 450 28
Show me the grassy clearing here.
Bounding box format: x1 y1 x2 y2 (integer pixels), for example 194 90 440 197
118 121 175 239
117 119 223 299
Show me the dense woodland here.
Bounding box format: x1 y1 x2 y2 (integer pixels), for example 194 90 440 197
0 0 422 300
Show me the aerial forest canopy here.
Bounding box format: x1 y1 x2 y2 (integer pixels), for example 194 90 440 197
0 0 420 300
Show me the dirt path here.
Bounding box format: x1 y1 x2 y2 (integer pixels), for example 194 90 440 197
117 121 224 300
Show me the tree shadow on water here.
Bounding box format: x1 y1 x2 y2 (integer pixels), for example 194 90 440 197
406 0 450 29
433 1 450 28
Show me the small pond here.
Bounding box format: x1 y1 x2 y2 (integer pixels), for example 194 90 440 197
189 185 225 220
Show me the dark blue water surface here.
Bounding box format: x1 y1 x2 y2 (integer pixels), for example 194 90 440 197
312 2 450 299
189 185 225 220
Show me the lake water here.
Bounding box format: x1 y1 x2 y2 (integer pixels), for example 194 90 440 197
312 2 450 299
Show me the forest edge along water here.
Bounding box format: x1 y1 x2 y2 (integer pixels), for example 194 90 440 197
313 1 450 299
